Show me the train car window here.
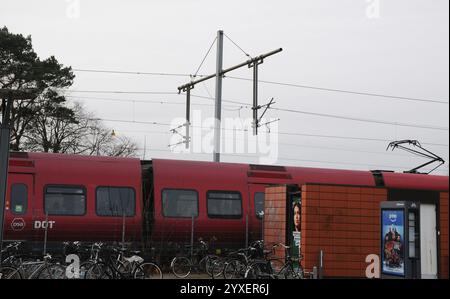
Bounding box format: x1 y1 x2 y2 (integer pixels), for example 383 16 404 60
11 184 27 215
254 192 265 220
96 187 136 217
207 191 242 219
44 186 86 216
162 189 198 218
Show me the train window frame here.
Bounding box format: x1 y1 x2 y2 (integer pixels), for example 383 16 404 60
95 186 136 217
43 185 87 216
11 183 28 215
161 188 199 219
254 192 265 220
206 190 243 220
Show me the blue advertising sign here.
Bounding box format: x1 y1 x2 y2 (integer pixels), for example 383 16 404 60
381 210 405 276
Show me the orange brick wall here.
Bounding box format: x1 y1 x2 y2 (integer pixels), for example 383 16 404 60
301 184 388 278
440 192 449 279
265 184 448 279
264 186 288 259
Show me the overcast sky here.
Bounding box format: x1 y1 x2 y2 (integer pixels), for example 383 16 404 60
1 0 449 174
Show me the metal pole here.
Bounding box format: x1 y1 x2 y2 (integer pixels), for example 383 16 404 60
190 215 194 259
43 212 49 255
122 212 126 248
245 214 249 249
261 212 265 243
0 99 12 260
213 30 224 163
319 250 324 279
185 87 191 149
252 62 259 135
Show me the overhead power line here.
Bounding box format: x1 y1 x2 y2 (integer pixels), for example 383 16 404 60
270 107 449 131
132 147 447 173
225 76 449 105
187 93 449 131
64 90 179 95
72 69 193 77
70 67 448 105
97 117 449 148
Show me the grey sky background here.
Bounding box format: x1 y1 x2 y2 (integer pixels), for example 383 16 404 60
1 0 449 174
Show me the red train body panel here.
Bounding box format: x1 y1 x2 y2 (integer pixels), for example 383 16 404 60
5 152 142 243
3 152 449 251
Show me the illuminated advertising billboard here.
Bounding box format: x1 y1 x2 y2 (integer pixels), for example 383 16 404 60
381 209 405 277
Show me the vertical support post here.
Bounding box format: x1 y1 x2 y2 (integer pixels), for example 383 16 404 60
185 87 191 149
252 62 259 136
319 250 324 279
0 99 12 259
190 215 195 259
43 212 49 255
213 30 224 162
122 212 126 249
245 214 249 249
261 211 265 243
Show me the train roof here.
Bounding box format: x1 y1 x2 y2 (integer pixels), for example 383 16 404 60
8 153 448 192
152 158 449 192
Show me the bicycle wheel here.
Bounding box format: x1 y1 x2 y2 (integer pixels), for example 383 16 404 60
210 259 225 279
171 257 191 278
116 261 134 279
245 261 271 279
86 262 114 279
224 259 246 279
79 261 94 279
134 262 163 279
0 266 22 279
199 255 219 276
36 264 67 279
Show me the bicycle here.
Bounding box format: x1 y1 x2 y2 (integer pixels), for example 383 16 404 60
0 252 66 279
86 245 162 279
213 240 265 279
170 238 219 278
244 243 304 279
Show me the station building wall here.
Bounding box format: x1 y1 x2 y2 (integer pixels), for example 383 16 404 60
264 184 449 279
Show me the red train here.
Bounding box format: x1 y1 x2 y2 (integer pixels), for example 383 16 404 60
3 151 449 255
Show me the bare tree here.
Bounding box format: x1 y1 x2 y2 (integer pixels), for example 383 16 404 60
23 101 138 157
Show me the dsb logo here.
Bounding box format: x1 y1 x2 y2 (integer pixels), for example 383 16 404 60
34 220 56 229
11 218 26 231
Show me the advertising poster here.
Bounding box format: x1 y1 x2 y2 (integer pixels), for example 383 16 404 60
381 209 405 276
290 196 301 271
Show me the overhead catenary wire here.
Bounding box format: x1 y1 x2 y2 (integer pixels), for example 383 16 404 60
187 93 448 131
65 95 241 109
72 69 194 77
69 67 448 105
98 117 449 148
225 76 450 105
64 91 448 131
269 107 449 131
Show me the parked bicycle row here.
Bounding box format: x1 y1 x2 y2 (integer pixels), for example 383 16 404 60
1 239 309 279
0 241 162 279
171 240 307 279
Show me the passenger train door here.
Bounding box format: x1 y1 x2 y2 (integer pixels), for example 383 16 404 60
420 204 438 279
247 184 266 244
4 173 34 242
